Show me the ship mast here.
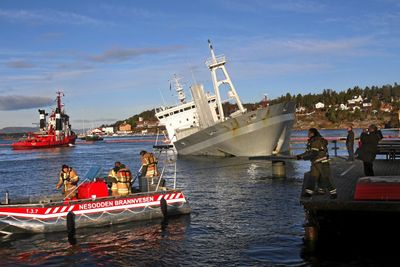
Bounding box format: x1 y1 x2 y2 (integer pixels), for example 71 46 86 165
205 40 245 121
172 74 186 104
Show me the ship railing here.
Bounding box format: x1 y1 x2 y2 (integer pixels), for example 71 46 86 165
205 55 226 66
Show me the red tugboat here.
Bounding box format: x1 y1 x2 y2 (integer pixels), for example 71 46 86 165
12 91 77 150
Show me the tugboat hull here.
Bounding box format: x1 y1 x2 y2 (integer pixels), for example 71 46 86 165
12 134 76 150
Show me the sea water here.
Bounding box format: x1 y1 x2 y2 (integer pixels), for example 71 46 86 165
0 129 399 266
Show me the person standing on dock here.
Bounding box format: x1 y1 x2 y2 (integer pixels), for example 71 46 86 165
358 124 382 176
56 165 79 198
346 126 355 161
296 128 337 199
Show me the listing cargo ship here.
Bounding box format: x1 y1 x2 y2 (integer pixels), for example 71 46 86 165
155 41 295 157
12 91 76 150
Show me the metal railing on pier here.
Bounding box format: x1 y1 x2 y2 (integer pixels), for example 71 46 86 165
290 136 400 158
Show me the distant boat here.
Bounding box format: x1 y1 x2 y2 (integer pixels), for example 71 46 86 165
84 134 104 142
155 40 295 157
12 92 77 150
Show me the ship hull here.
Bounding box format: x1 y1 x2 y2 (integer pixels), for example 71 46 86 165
12 134 76 150
173 101 295 157
0 190 190 234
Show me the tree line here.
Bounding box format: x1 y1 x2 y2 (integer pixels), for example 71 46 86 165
108 82 400 129
270 83 400 110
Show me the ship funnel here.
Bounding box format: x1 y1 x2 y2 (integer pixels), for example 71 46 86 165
55 112 62 131
55 91 64 131
38 109 47 130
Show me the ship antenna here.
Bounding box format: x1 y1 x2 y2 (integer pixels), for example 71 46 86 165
208 39 217 62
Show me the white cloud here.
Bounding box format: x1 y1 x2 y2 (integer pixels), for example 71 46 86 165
87 45 185 63
218 0 325 13
0 8 109 26
6 60 35 69
0 95 53 110
226 36 377 62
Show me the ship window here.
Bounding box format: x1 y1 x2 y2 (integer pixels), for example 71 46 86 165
164 114 169 117
174 110 179 114
180 109 183 112
186 118 189 121
170 112 174 115
192 105 195 108
184 106 191 111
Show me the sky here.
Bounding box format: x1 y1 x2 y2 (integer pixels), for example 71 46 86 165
0 0 399 128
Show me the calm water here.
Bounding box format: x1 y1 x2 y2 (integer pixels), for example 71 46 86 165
0 130 399 266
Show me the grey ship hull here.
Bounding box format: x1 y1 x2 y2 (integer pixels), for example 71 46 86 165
173 101 295 157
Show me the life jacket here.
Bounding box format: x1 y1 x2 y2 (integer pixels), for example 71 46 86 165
141 153 159 177
116 168 132 196
59 168 79 197
60 168 79 185
108 169 119 192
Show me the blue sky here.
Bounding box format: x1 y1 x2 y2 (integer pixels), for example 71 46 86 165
0 0 399 128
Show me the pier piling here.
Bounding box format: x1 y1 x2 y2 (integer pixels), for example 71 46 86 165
272 160 286 178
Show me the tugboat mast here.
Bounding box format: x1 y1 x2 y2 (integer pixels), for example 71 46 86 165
206 39 246 121
56 91 64 112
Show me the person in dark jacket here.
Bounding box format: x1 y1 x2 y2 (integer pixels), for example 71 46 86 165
346 126 355 161
297 128 337 199
358 124 382 176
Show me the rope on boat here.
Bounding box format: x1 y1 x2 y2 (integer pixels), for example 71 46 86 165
0 202 186 227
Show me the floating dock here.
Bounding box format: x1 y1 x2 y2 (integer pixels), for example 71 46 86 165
300 158 400 242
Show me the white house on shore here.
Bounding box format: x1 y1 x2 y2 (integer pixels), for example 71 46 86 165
339 103 349 110
315 102 325 109
296 106 306 113
347 95 363 105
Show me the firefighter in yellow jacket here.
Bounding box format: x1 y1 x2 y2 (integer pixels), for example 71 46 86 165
140 150 159 177
116 164 132 196
56 165 79 198
107 161 122 196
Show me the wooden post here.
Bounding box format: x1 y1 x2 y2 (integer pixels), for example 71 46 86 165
332 140 338 157
304 225 318 242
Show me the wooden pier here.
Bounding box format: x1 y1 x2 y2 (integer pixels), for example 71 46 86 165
300 158 400 242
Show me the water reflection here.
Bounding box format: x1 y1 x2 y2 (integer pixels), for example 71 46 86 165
0 216 190 266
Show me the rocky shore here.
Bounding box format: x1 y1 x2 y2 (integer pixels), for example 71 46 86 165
294 111 390 130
